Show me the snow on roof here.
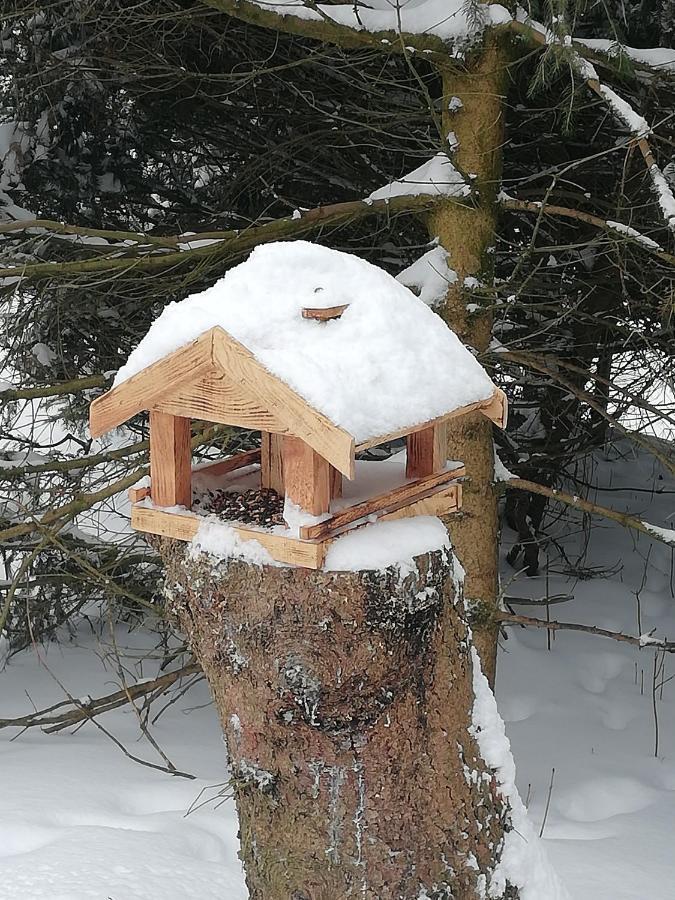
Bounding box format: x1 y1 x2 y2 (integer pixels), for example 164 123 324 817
114 241 495 443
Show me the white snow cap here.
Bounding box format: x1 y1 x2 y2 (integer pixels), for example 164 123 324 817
114 241 495 443
324 516 451 572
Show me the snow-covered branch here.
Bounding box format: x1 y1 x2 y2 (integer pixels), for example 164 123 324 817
0 193 440 284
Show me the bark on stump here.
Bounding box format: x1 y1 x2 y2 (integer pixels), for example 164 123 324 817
157 538 520 900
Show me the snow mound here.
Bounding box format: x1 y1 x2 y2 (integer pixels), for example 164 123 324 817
113 241 495 442
323 516 450 572
367 153 470 201
470 649 570 900
190 518 277 566
396 245 458 307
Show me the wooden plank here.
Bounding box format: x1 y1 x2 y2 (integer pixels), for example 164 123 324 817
380 483 461 522
478 388 508 429
406 422 446 479
302 304 349 321
149 411 192 507
329 465 343 499
130 505 327 569
193 448 261 479
261 432 284 494
155 372 287 431
282 435 330 515
131 504 200 541
299 465 465 541
212 328 355 478
128 485 151 503
89 330 215 438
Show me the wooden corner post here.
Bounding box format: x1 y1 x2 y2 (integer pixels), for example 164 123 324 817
406 422 447 480
261 432 285 494
282 435 330 515
149 411 192 508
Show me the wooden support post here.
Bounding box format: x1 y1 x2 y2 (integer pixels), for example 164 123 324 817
406 422 447 480
329 465 342 499
149 411 192 508
282 435 330 515
261 432 285 494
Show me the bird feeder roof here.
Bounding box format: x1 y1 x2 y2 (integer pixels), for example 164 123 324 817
89 241 503 477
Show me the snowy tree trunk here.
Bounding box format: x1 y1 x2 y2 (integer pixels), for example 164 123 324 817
428 43 511 685
157 537 520 900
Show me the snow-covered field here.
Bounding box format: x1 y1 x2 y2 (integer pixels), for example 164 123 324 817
1 441 674 899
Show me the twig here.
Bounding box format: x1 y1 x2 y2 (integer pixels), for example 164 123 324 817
0 661 201 731
539 767 555 838
497 611 675 652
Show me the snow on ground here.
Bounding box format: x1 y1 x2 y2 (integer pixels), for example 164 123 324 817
1 439 675 898
0 627 248 900
497 440 675 899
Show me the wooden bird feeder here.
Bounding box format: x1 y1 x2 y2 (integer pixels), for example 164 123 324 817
90 316 506 569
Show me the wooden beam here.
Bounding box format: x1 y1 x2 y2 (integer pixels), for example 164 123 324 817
130 505 328 569
149 411 192 508
212 328 355 478
406 422 446 480
89 330 215 438
329 465 343 499
302 304 349 321
261 432 284 494
478 388 508 429
128 485 151 503
282 435 330 515
193 447 261 479
380 483 461 522
155 372 287 431
299 465 465 541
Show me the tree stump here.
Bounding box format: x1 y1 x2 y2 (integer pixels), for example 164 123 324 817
157 537 520 900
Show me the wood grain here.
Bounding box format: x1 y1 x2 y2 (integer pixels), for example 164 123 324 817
155 373 287 431
261 432 285 493
149 411 192 507
131 505 327 568
128 485 151 502
89 330 215 438
380 483 461 522
282 435 330 515
406 422 447 479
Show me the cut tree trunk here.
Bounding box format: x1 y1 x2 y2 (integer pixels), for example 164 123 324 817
427 42 511 685
157 537 520 900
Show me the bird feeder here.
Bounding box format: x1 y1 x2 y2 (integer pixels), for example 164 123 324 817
88 243 507 568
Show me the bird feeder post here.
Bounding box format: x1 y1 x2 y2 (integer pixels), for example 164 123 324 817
281 434 331 515
406 421 447 480
260 431 284 494
149 410 192 507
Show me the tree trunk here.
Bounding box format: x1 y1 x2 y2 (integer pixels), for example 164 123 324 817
427 42 511 684
157 537 520 900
